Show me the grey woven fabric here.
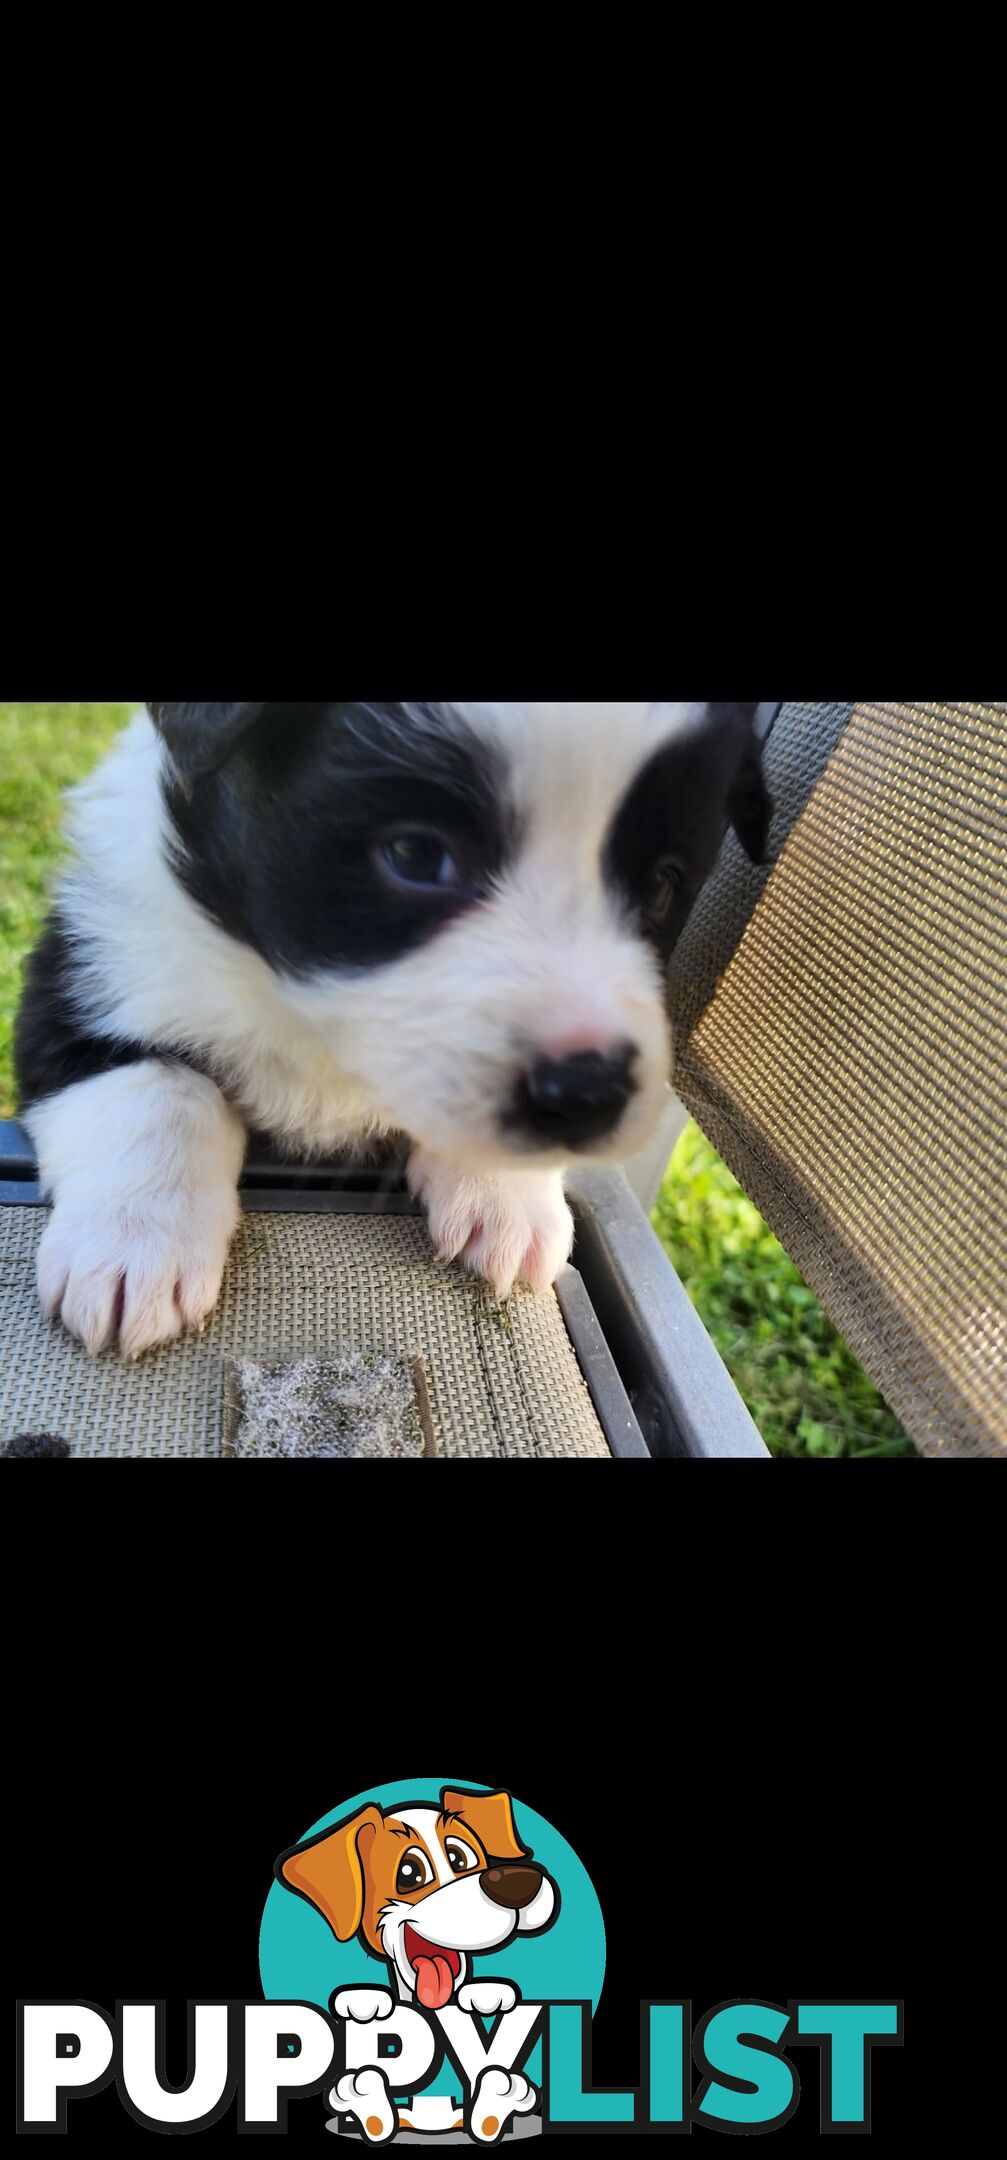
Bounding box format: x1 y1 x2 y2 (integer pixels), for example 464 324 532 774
0 1209 611 1458
666 702 1007 1459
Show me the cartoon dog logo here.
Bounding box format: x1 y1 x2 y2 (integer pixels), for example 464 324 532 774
276 1786 559 2139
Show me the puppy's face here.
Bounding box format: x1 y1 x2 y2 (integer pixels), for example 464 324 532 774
276 1788 558 2008
151 702 770 1169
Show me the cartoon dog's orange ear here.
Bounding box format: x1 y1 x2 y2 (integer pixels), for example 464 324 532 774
441 1788 528 1862
275 1805 384 1941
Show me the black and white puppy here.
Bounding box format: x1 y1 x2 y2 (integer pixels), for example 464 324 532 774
14 703 770 1357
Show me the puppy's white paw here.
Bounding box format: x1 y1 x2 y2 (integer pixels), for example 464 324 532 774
408 1152 574 1298
456 1980 518 2017
332 1987 395 2024
469 2066 537 2143
27 1061 246 1358
330 2067 396 2142
37 1185 240 1358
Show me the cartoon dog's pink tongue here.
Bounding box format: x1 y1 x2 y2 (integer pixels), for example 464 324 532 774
415 1955 454 2009
404 1924 461 2008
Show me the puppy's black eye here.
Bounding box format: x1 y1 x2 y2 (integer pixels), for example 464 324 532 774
396 1848 433 1894
645 856 687 927
376 828 468 894
444 1839 478 1874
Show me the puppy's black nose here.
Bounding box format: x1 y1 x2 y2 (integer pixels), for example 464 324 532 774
515 1044 638 1147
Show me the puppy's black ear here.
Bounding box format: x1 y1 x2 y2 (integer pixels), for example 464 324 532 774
147 703 266 791
728 741 773 862
722 707 773 864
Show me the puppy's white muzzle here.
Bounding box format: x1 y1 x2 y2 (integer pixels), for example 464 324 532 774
383 1872 556 2008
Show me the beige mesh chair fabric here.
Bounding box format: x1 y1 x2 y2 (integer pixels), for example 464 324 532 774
666 702 1007 1459
0 1208 611 1458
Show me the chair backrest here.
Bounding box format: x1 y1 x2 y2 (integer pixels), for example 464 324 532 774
665 702 1007 1458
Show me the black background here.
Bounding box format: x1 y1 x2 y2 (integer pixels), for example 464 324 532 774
6 488 1000 2144
14 1477 972 2145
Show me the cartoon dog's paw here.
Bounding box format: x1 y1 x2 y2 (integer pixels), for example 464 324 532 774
456 1981 519 2017
36 1184 239 1359
332 1987 395 2023
329 2066 396 2143
408 1152 574 1298
469 2067 538 2144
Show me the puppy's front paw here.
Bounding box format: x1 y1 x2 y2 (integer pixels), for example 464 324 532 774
26 1061 247 1359
407 1153 574 1298
469 2067 537 2143
332 1987 394 2024
37 1185 239 1359
330 2067 396 2143
456 1980 518 2017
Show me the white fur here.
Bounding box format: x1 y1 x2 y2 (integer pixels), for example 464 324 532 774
393 1808 463 1884
332 1989 394 2023
406 1152 575 1297
30 704 691 1350
26 1060 245 1357
476 700 706 837
456 1981 518 2017
329 2066 395 2142
470 2065 537 2142
514 1876 556 1933
399 2097 466 2133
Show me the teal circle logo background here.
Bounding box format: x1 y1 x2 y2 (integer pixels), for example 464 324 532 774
259 1780 606 2099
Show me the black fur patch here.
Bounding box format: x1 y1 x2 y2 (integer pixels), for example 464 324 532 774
158 703 514 974
13 915 162 1111
149 703 266 788
2 1433 72 1458
603 705 772 961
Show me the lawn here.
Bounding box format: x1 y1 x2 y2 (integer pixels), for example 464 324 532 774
0 704 135 1113
652 1125 914 1457
0 703 913 1457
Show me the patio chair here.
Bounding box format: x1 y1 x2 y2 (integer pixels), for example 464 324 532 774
0 1113 765 1458
656 699 1007 1459
1 701 1001 1457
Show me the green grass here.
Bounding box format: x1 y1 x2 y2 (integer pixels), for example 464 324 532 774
0 704 135 1116
0 702 914 1455
652 1122 915 1457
